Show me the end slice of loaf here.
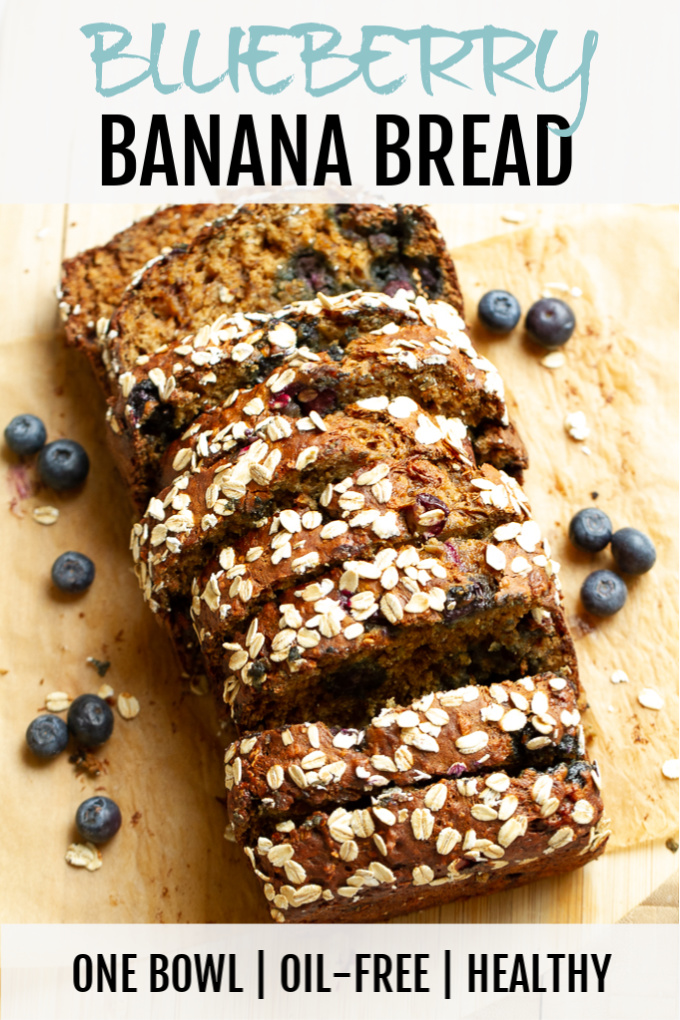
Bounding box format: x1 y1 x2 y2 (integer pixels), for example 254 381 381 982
59 204 234 391
234 759 608 923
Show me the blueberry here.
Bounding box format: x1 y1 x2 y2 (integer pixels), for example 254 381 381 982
25 715 69 759
75 796 122 844
4 414 47 455
568 508 613 553
51 551 95 593
611 527 657 574
478 290 521 333
37 439 89 490
67 694 114 746
580 570 627 617
525 297 576 348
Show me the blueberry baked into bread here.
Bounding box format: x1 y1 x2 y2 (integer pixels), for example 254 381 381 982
60 203 609 923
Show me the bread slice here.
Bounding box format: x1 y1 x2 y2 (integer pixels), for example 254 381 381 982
59 204 234 390
226 673 585 843
203 534 576 730
131 405 523 616
103 204 465 380
108 291 526 509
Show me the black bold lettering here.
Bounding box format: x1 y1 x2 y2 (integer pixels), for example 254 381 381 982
462 115 490 185
592 953 612 992
356 954 370 993
537 115 572 185
374 954 392 992
122 955 137 993
492 115 530 185
150 954 169 993
73 954 92 992
509 954 530 993
376 115 410 185
194 954 224 992
227 115 265 185
97 955 116 992
185 115 220 185
102 115 136 185
493 954 508 993
415 954 429 992
272 115 307 185
468 954 488 993
314 115 351 185
281 954 300 992
419 115 453 185
140 115 178 186
172 954 192 992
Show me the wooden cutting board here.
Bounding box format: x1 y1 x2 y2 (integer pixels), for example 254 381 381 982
0 203 676 925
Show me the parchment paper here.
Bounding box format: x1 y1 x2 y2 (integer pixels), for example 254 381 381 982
448 206 679 850
0 206 676 925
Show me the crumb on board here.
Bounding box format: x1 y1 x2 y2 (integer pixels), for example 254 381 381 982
32 505 59 525
87 657 111 677
564 411 590 441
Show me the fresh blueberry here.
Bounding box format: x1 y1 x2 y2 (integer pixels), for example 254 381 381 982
478 290 521 333
37 439 89 490
525 297 576 348
67 694 114 746
4 414 47 456
51 551 95 593
75 796 122 844
568 508 613 553
580 569 627 617
611 527 657 574
26 715 69 759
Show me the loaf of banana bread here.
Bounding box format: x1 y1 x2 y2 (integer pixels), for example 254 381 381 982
57 203 606 925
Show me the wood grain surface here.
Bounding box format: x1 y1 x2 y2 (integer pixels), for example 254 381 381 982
0 202 677 926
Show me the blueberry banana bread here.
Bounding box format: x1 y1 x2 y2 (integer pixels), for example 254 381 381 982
103 204 465 381
109 291 526 509
229 758 608 923
61 203 604 921
59 204 234 391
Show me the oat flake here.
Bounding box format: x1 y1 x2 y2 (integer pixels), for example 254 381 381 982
117 693 140 719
